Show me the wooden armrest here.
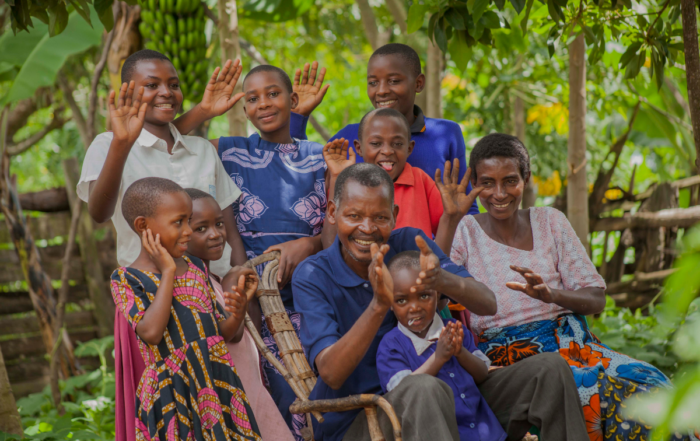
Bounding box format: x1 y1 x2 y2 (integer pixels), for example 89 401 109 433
289 394 402 441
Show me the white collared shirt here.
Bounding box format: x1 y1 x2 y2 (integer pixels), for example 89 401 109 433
77 124 241 277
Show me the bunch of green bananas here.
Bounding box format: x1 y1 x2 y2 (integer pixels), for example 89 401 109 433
138 0 208 99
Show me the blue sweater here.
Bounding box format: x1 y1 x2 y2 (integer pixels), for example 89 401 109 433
290 107 479 215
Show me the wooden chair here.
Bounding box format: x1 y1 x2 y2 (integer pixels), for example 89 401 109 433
243 252 402 441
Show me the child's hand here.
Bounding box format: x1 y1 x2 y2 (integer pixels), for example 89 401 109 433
411 235 442 294
435 324 458 362
198 59 245 119
222 266 259 301
369 243 394 310
109 81 149 147
323 138 355 178
141 229 176 275
452 324 464 357
223 275 250 320
435 160 483 218
293 61 330 117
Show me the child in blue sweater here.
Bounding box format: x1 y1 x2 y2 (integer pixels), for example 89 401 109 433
289 44 479 215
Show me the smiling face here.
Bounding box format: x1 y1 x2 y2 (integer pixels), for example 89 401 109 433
243 71 298 139
187 197 227 263
129 59 184 127
367 54 425 123
327 181 398 269
135 191 193 258
390 266 438 338
355 115 414 181
474 156 528 220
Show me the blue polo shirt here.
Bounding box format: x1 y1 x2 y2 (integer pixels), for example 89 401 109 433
290 107 479 215
291 227 472 441
377 318 507 441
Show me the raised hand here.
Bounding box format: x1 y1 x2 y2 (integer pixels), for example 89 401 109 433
223 275 251 321
141 229 176 275
109 81 148 147
435 159 483 217
293 61 330 117
369 243 394 309
451 323 464 356
411 235 442 294
506 265 557 304
435 323 458 362
323 138 355 178
198 59 245 119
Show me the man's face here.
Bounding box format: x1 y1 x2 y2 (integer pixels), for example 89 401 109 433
355 115 414 181
327 181 398 265
243 71 298 135
130 60 184 126
187 197 226 262
367 54 425 121
138 191 193 259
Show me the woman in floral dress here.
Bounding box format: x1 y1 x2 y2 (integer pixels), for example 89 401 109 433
449 133 695 441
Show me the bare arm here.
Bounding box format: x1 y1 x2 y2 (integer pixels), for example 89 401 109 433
223 206 248 267
315 243 393 390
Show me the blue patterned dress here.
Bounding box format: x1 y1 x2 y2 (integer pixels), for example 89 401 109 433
218 133 326 441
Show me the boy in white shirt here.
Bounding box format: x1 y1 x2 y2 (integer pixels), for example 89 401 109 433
78 50 245 276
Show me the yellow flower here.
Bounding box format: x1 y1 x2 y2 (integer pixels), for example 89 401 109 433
604 188 623 201
527 103 569 135
442 73 466 90
644 57 651 68
533 171 562 196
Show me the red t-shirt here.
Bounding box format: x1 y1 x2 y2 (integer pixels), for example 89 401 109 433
394 163 444 238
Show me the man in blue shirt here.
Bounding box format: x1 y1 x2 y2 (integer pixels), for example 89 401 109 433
292 164 589 441
288 44 480 215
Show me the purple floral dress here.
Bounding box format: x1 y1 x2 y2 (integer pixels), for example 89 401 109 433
218 133 326 441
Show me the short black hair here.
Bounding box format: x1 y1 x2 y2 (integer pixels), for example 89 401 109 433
243 65 293 93
184 188 215 203
122 177 187 231
334 163 394 207
121 49 173 84
369 43 422 78
388 250 420 272
469 133 531 181
357 108 411 141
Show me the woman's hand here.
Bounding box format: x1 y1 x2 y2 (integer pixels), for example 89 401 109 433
506 265 557 304
411 235 442 294
109 81 148 146
323 138 355 178
141 229 176 275
369 243 394 310
293 61 330 117
198 59 245 119
264 237 320 289
435 159 483 218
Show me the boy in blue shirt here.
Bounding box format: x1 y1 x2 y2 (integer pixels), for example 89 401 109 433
289 44 479 214
377 250 506 441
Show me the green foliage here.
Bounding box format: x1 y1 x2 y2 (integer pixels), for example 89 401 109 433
0 337 115 441
241 0 314 22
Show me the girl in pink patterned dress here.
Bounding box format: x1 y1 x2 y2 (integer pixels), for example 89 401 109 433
449 133 693 441
110 177 261 441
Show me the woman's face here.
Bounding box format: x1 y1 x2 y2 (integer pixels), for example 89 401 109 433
474 156 528 220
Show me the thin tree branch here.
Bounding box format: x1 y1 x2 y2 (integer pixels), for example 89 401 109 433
57 73 90 149
385 0 407 34
7 109 66 156
356 0 381 50
49 197 82 414
86 28 116 144
646 0 671 38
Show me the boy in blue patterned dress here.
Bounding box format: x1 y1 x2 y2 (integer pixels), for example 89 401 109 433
174 64 330 440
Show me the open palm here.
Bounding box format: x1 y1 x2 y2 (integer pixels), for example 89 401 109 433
323 138 355 177
199 59 245 118
435 159 483 217
293 61 330 117
109 81 148 146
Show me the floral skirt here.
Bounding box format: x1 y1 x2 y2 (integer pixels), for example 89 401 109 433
477 314 691 441
135 335 261 441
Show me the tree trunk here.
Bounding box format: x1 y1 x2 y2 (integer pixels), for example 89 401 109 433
513 95 536 208
681 0 700 171
218 0 247 136
0 346 22 436
567 34 589 251
426 40 443 119
108 2 142 94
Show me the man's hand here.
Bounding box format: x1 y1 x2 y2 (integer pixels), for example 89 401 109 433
109 81 148 146
293 61 330 117
141 229 176 275
323 138 355 178
223 275 250 320
197 59 245 119
369 243 393 309
411 235 442 294
435 159 483 217
506 265 557 304
264 237 320 289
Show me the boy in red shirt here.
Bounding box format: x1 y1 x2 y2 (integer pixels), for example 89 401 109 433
323 108 482 254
